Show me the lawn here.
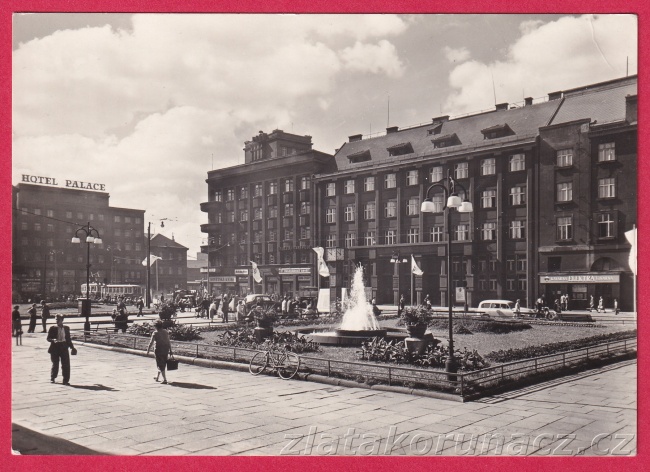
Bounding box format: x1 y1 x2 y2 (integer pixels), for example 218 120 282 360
196 317 635 365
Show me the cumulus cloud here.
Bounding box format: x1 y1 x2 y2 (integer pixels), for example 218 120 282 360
340 40 404 77
443 46 470 63
444 14 637 114
12 14 410 253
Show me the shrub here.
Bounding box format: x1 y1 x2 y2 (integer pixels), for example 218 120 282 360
158 302 177 320
127 320 201 341
400 305 434 326
429 319 532 334
486 329 636 362
358 337 488 372
215 327 320 353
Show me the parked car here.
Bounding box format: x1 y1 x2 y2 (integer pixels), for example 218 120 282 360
476 299 554 319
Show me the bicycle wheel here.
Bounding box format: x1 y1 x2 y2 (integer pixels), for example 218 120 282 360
277 352 300 380
249 352 268 375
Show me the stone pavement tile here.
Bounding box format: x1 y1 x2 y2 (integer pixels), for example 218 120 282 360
185 447 236 455
439 413 491 427
408 412 453 424
526 412 566 424
217 438 269 454
557 415 595 426
129 436 186 453
41 424 91 436
501 419 551 431
398 422 460 436
447 424 497 436
175 436 230 453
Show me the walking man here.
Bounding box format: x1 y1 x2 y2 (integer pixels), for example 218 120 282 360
397 294 405 317
597 296 605 313
40 300 51 333
47 314 77 385
136 297 144 317
222 295 229 323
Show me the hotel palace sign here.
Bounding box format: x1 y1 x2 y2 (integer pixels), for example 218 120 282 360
22 174 106 191
540 274 620 284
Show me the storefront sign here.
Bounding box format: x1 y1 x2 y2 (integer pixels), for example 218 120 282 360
540 274 620 284
278 267 312 275
210 276 236 283
234 269 249 275
238 276 248 282
199 268 216 273
21 174 106 191
297 276 312 282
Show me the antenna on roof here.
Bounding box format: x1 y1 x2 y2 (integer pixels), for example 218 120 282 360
491 72 497 106
387 94 390 128
626 56 629 76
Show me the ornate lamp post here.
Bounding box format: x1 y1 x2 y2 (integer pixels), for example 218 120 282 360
71 222 102 333
420 172 473 373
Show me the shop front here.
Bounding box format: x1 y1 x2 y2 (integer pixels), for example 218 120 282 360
539 273 621 311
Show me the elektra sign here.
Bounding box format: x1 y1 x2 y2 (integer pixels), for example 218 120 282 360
22 174 106 191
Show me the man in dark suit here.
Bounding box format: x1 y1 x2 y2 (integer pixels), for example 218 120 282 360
47 314 77 385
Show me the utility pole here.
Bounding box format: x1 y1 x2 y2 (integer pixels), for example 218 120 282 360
146 222 151 308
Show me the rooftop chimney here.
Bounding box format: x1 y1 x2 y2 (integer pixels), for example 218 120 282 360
348 134 363 143
625 94 638 123
548 91 563 101
431 115 450 123
524 97 533 106
495 102 509 111
386 126 399 134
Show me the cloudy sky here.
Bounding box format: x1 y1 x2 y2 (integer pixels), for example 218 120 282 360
12 13 637 256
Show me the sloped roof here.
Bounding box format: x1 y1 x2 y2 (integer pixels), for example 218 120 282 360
151 233 188 250
334 99 560 171
550 76 637 126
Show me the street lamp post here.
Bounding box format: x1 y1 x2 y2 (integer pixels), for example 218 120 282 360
420 172 473 374
71 222 102 333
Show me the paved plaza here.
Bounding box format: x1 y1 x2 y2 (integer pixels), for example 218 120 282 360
12 337 636 456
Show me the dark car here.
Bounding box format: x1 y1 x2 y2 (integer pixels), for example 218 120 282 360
244 294 281 313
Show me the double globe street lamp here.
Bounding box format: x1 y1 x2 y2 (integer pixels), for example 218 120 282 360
420 172 473 374
71 223 102 333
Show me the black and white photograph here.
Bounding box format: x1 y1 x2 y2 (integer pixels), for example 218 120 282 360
10 13 638 457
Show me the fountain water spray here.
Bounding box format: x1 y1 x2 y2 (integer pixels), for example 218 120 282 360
339 265 380 331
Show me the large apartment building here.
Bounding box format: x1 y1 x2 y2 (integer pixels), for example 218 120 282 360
12 182 146 301
201 76 636 310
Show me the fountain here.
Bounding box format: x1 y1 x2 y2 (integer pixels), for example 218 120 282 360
335 266 386 338
299 265 393 346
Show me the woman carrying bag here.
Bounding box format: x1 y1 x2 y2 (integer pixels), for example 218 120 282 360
146 320 174 384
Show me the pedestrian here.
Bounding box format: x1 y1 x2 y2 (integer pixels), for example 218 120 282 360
146 320 173 384
560 294 566 311
209 299 217 321
398 294 405 317
47 314 77 385
281 296 288 318
598 296 605 313
136 297 144 317
565 293 571 311
40 300 51 333
27 303 38 333
514 299 521 318
222 295 229 323
237 300 245 322
371 297 381 317
614 298 620 315
424 294 432 309
12 305 23 345
589 295 595 312
554 299 562 313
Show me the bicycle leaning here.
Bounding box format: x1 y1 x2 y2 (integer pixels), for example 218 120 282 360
249 343 300 380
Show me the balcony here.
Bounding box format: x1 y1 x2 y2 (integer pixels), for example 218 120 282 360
283 193 294 204
299 215 310 226
267 220 276 229
267 195 277 206
200 223 220 233
200 201 222 212
252 220 262 231
299 189 310 202
283 218 293 228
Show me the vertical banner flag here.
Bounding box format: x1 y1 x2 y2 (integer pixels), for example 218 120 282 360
625 227 637 275
250 260 263 283
411 255 424 276
142 254 162 266
312 247 330 277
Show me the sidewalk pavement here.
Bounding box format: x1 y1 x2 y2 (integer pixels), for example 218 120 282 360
12 337 636 456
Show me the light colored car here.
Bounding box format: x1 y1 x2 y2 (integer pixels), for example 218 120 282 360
477 299 543 319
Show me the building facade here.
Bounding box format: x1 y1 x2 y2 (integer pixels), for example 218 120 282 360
200 76 636 310
149 233 189 297
200 129 335 297
12 182 146 302
313 76 636 310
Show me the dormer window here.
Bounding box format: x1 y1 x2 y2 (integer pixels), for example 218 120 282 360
386 142 414 157
481 123 514 140
427 122 444 135
431 133 460 149
347 149 371 164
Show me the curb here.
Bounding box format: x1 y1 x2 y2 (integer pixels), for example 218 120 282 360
77 342 464 401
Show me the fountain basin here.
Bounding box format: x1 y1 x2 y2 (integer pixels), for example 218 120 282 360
297 327 434 346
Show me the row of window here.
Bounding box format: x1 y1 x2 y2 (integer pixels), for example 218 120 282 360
556 142 616 167
214 177 311 202
213 252 313 267
19 209 141 224
210 202 312 224
556 178 616 201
